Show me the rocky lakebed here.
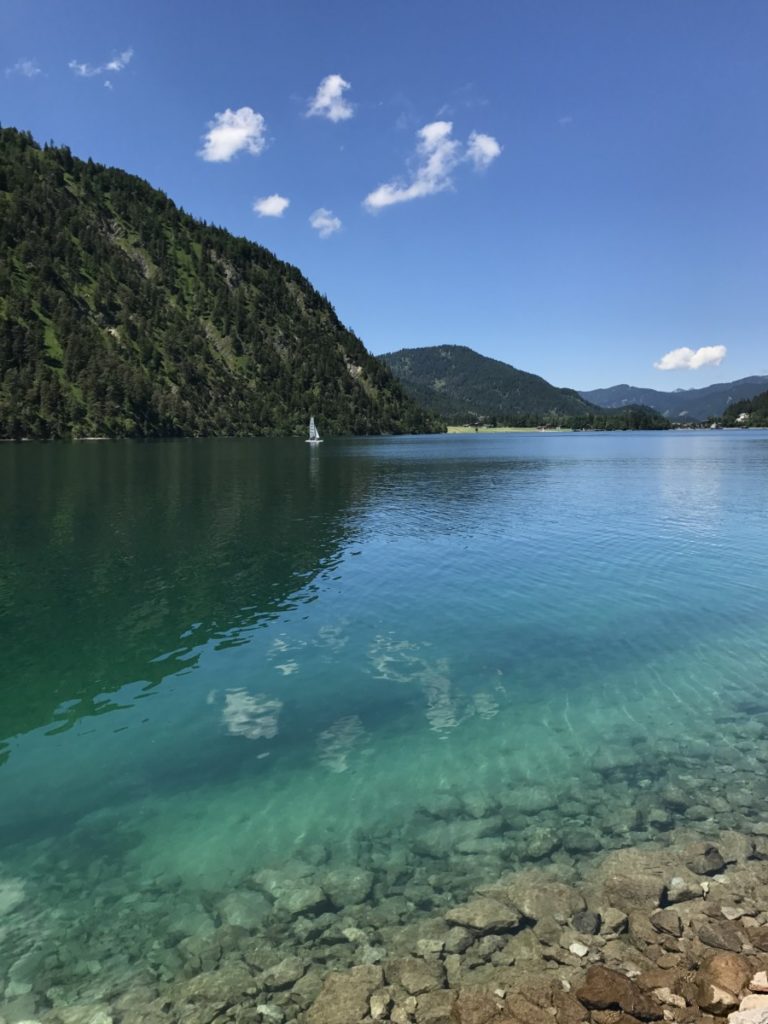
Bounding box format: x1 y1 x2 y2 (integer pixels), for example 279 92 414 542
4 725 768 1024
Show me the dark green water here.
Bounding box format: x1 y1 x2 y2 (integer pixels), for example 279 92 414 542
2 432 768 1015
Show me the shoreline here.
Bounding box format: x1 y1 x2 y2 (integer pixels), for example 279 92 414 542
446 426 573 433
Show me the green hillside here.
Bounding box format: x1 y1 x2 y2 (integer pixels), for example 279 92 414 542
0 127 443 439
381 345 669 429
721 388 768 427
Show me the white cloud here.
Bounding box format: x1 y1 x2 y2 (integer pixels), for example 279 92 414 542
467 131 502 169
5 59 41 78
654 345 727 371
105 49 133 72
309 208 342 238
364 120 500 211
69 48 133 78
253 194 290 218
307 74 353 122
199 107 267 162
364 120 460 210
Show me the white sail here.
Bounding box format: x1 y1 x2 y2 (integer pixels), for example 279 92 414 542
307 416 322 443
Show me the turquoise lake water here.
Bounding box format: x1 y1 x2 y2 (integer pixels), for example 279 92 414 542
1 431 768 1010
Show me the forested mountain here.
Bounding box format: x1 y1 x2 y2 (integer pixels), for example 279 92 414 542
580 377 768 423
721 388 768 427
381 345 669 429
0 126 443 439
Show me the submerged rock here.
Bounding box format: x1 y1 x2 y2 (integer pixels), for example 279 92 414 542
0 877 26 917
219 891 270 930
384 956 445 995
452 986 507 1024
649 908 682 938
572 910 601 935
685 843 727 876
262 956 307 990
698 921 746 952
483 874 585 924
519 826 560 861
445 897 520 934
576 965 663 1020
666 874 703 904
307 965 383 1024
600 872 666 913
503 786 558 814
600 907 628 935
562 828 602 855
413 818 504 859
321 867 373 908
415 989 455 1024
275 885 328 918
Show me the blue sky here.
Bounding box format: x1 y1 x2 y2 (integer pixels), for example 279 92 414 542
2 0 766 390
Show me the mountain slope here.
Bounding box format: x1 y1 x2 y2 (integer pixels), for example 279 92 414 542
580 377 768 423
0 126 443 439
721 388 768 427
380 345 668 428
380 345 596 423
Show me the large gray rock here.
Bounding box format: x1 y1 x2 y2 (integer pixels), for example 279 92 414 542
275 884 328 917
572 910 601 935
666 874 703 904
503 785 558 814
321 866 374 908
650 908 682 938
251 861 315 897
165 904 216 941
600 872 666 913
415 989 456 1024
218 891 270 930
262 956 307 990
413 818 504 858
445 897 520 933
384 957 446 995
699 921 745 952
482 874 585 924
519 827 560 860
562 828 602 854
177 963 258 1003
307 965 383 1024
600 907 628 935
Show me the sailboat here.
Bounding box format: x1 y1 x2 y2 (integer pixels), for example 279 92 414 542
306 416 323 444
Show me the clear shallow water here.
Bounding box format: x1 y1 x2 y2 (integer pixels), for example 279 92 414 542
2 431 768 1010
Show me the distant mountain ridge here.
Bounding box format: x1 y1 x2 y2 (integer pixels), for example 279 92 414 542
580 377 768 423
380 345 668 429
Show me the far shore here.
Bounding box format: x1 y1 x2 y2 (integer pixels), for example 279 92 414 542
447 425 573 433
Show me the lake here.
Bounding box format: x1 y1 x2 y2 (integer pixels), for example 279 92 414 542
2 431 768 1016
